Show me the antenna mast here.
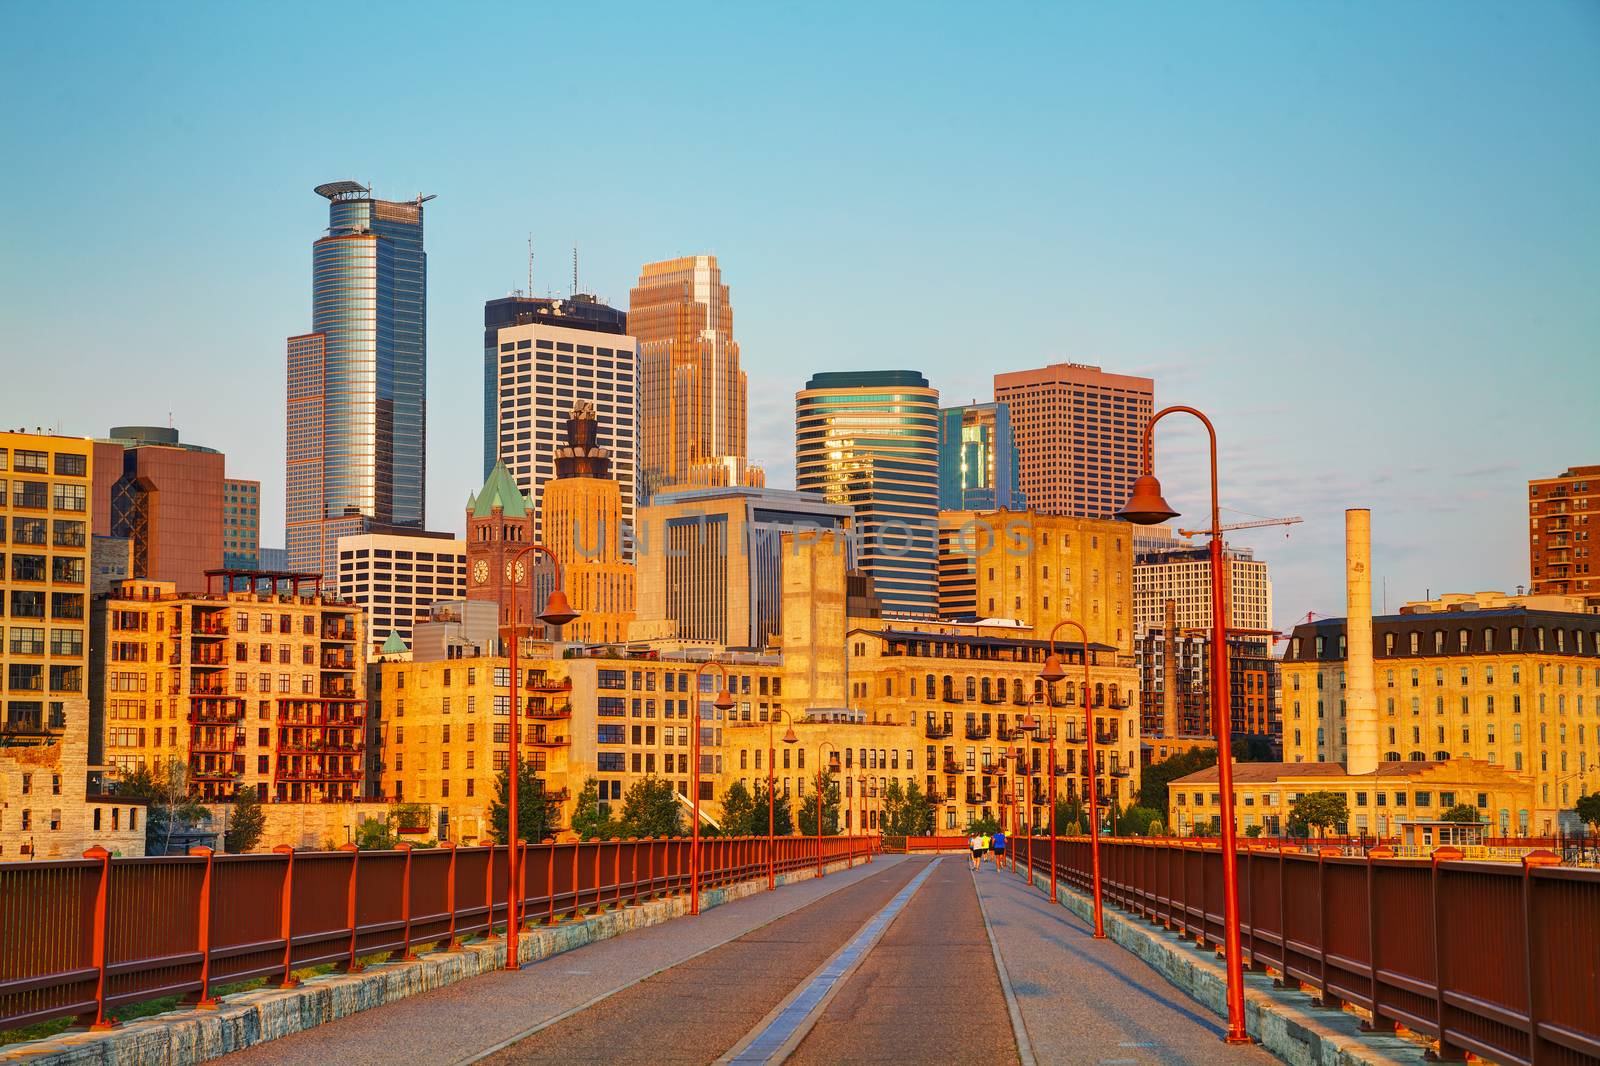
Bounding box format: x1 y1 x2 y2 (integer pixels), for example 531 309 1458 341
527 234 534 297
571 245 578 296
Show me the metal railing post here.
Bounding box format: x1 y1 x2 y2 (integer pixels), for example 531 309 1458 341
1430 846 1465 1061
83 846 114 1030
338 842 363 973
275 845 299 987
482 845 500 942
397 842 416 960
189 845 219 1008
442 841 459 949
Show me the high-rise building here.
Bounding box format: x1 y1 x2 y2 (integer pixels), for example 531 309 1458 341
1528 465 1598 601
482 294 637 550
937 509 1133 652
633 486 852 649
541 403 635 645
223 478 260 569
795 371 940 618
994 362 1153 519
630 255 750 500
287 181 431 583
92 426 227 594
937 403 1023 511
1133 544 1273 637
335 531 466 657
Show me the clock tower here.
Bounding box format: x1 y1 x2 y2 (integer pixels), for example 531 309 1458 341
465 460 537 623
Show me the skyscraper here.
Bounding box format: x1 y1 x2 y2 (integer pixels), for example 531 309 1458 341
937 402 1023 511
541 403 635 644
482 294 637 551
630 255 751 499
795 371 940 618
994 362 1153 519
91 425 226 594
287 181 431 583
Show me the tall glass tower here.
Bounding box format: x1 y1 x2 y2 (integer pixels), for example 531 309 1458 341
795 371 940 618
937 402 1024 511
287 181 431 583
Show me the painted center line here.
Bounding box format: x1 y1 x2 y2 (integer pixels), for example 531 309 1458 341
720 859 940 1065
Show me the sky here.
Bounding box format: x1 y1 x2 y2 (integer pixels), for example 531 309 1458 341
1 2 1596 630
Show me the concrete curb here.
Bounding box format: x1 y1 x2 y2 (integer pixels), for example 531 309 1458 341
1015 867 1427 1066
4 859 860 1065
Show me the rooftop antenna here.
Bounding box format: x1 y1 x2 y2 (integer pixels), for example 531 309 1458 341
572 245 578 296
527 234 534 297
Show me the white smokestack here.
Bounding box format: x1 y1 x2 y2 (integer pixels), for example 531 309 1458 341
1345 508 1378 776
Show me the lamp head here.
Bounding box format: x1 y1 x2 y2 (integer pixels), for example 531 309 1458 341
714 688 735 712
1116 474 1179 525
1039 653 1067 685
782 724 798 744
539 588 579 628
1017 712 1040 732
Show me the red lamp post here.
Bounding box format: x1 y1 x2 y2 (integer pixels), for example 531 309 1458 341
767 710 798 891
1117 404 1250 1046
817 742 841 877
1036 619 1102 934
689 661 736 916
500 544 579 972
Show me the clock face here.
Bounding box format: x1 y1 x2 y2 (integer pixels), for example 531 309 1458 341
472 560 489 584
505 560 526 582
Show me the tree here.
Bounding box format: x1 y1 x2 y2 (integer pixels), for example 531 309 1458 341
1576 792 1600 831
751 781 795 837
617 776 683 838
1243 824 1263 838
1289 791 1349 838
796 772 841 836
355 816 395 850
115 762 209 855
716 780 759 836
1231 735 1277 763
1043 796 1086 836
1138 747 1219 812
570 777 618 840
224 786 266 853
489 764 561 844
1440 803 1483 824
963 814 1002 835
879 780 935 836
1116 805 1163 837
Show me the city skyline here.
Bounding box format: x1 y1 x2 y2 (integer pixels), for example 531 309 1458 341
1 3 1596 630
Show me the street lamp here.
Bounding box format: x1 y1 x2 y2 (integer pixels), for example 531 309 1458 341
501 544 579 972
1037 619 1102 931
818 741 841 877
690 661 736 916
1116 404 1250 1046
767 710 798 891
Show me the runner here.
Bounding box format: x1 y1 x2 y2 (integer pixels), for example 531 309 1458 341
968 831 983 870
991 828 1008 869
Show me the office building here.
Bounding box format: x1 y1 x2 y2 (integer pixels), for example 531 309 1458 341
92 574 366 803
483 294 638 550
937 509 1133 652
630 256 752 499
335 531 466 658
260 548 288 571
1133 544 1272 637
541 403 635 645
223 478 261 569
1529 466 1598 602
287 181 431 583
994 362 1153 519
92 426 226 594
938 403 1022 511
795 371 940 619
633 486 851 650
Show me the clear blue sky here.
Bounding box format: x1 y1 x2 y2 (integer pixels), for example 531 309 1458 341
2 2 1596 627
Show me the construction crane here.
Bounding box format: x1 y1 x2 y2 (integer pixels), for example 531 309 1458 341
1178 515 1302 538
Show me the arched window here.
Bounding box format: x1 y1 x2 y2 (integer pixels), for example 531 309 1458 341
980 677 991 703
965 676 976 700
1094 683 1105 707
1408 751 1426 761
1012 679 1025 704
1432 750 1450 761
1383 751 1401 762
942 675 954 701
925 674 935 700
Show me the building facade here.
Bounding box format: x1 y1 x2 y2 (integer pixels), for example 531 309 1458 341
91 576 366 803
937 509 1133 651
795 371 940 619
1529 465 1598 601
994 362 1153 519
482 294 638 551
633 486 852 650
937 402 1023 512
1134 626 1277 746
335 531 466 658
631 255 751 501
1132 544 1272 637
287 181 430 582
223 478 260 569
1279 608 1600 834
540 404 634 645
93 426 226 594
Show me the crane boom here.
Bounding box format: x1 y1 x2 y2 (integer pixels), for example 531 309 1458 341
1178 516 1302 538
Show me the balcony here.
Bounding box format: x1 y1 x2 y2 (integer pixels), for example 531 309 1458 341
1030 788 1050 805
942 759 965 775
526 703 572 720
965 725 992 741
321 650 355 671
321 620 357 642
524 676 572 693
529 732 569 747
964 789 991 805
189 730 244 755
321 682 357 700
537 787 571 804
190 645 225 666
190 678 226 697
192 615 228 637
924 723 952 740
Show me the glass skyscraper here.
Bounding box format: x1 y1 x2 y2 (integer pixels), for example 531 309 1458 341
937 402 1023 512
287 181 431 583
795 371 940 618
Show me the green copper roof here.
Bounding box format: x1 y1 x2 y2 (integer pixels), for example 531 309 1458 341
468 460 531 518
380 631 409 655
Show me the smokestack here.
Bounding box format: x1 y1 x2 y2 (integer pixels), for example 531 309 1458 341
1162 598 1178 738
1345 509 1379 775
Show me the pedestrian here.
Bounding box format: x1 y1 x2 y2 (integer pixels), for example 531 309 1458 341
992 828 1007 869
969 831 983 870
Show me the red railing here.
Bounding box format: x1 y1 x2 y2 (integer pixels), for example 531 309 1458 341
0 835 862 1032
1036 838 1600 1066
